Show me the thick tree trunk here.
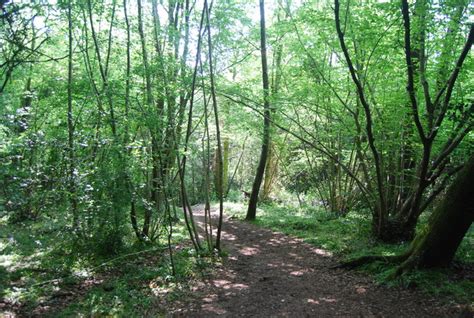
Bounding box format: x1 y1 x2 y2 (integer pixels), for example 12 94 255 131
398 153 474 269
340 153 474 274
246 0 271 221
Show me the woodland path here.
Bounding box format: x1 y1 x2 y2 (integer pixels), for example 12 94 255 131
172 205 467 317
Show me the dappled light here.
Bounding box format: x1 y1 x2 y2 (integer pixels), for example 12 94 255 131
238 247 260 256
1 0 472 315
310 247 333 257
212 279 249 291
178 205 464 317
289 269 310 276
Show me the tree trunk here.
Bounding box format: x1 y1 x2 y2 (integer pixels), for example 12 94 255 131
222 137 229 195
262 143 278 202
398 153 474 270
335 0 387 235
137 0 154 238
67 0 79 231
261 30 282 203
340 153 474 274
203 0 224 250
246 0 271 221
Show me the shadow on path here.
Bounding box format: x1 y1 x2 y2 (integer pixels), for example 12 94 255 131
181 205 462 317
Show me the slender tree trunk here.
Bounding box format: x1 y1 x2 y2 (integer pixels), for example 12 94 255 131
222 137 229 194
123 0 131 145
122 0 141 240
137 0 153 107
137 0 155 237
177 1 207 253
246 0 271 221
202 74 213 250
334 0 387 235
67 0 79 231
86 0 117 136
176 0 191 148
203 0 224 250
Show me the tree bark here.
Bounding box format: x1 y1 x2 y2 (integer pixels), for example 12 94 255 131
397 153 474 270
246 0 271 221
339 153 474 274
203 0 224 250
137 0 153 107
136 0 155 238
67 0 79 231
334 0 387 235
262 27 283 202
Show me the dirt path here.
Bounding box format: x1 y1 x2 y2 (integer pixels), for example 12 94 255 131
175 206 467 317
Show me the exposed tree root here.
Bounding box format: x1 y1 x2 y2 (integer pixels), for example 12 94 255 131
388 254 421 279
334 249 442 281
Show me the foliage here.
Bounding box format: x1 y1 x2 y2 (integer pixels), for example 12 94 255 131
1 0 473 314
0 211 216 315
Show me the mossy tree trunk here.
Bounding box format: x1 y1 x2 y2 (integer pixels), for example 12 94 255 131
341 153 474 274
397 153 474 270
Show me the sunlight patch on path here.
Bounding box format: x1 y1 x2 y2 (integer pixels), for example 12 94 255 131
309 247 333 257
238 246 260 256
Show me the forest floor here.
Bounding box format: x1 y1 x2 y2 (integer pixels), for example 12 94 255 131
1 204 472 317
163 205 472 317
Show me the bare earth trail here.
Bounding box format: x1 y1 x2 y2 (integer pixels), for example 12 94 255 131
174 205 466 317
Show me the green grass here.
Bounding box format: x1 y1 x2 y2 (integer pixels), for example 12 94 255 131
57 247 215 317
225 202 474 305
2 202 472 314
0 214 216 316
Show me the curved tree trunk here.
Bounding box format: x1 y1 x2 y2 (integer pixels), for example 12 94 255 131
397 153 474 270
340 153 474 274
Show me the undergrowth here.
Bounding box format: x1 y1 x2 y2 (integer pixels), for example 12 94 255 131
225 202 473 305
0 214 215 316
2 201 472 315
